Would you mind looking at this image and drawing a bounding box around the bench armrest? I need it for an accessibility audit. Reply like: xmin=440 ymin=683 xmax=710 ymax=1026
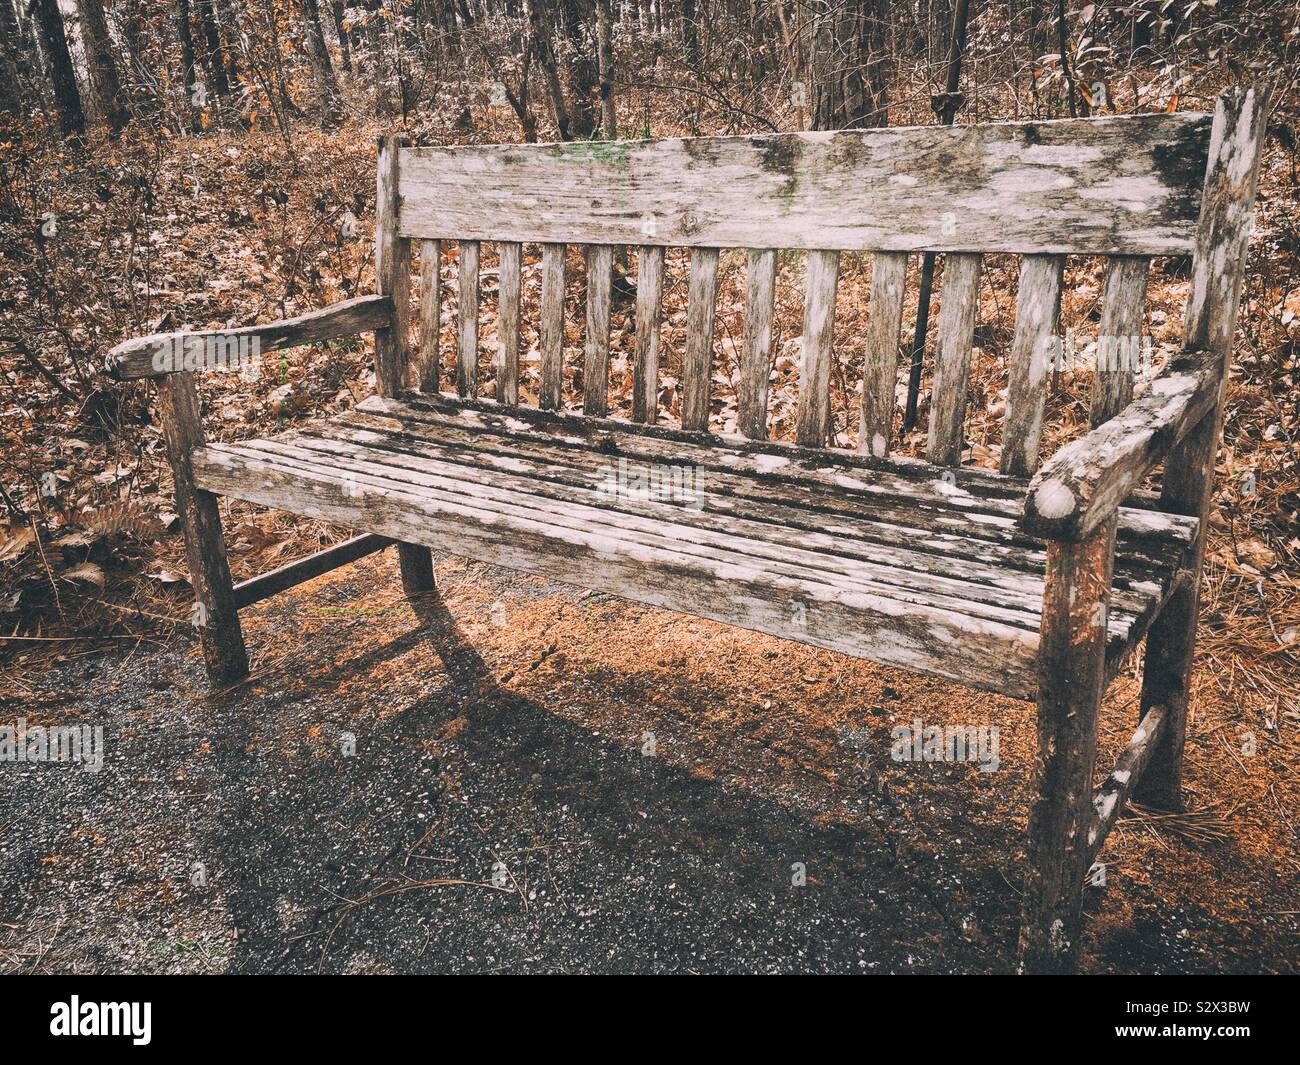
xmin=105 ymin=295 xmax=393 ymax=380
xmin=1019 ymin=351 xmax=1221 ymax=541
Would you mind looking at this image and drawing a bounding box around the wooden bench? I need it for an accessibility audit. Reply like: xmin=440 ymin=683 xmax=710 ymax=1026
xmin=107 ymin=87 xmax=1268 ymax=973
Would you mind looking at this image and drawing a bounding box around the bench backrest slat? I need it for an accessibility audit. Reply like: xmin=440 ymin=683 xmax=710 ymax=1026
xmin=1001 ymin=254 xmax=1064 ymax=477
xmin=539 ymin=243 xmax=567 ymax=410
xmin=927 ymin=253 xmax=983 ymax=466
xmin=683 ymin=247 xmax=721 ymax=432
xmin=496 ymin=241 xmax=523 ymax=405
xmin=456 ymin=240 xmax=480 ymax=397
xmin=859 ymin=251 xmax=909 ymax=458
xmin=1091 ymin=256 xmax=1150 ymax=428
xmin=417 ymin=239 xmax=441 ymax=393
xmin=632 ymin=245 xmax=665 ymax=424
xmin=739 ymin=249 xmax=778 ymax=440
xmin=583 ymin=244 xmax=614 ymax=416
xmin=398 ymin=114 xmax=1212 ymax=257
xmin=795 ymin=250 xmax=841 ymax=447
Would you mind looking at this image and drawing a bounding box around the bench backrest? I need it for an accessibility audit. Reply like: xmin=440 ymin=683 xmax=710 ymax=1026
xmin=379 ymin=96 xmax=1254 ymax=477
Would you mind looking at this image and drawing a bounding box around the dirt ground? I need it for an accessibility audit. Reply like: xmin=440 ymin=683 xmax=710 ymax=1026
xmin=2 ymin=547 xmax=1296 ymax=975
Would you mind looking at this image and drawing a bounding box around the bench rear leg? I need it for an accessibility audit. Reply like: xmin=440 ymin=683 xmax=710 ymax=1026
xmin=1018 ymin=520 xmax=1115 ymax=974
xmin=1133 ymin=413 xmax=1216 ymax=811
xmin=398 ymin=542 xmax=436 ymax=600
xmin=158 ymin=372 xmax=249 ymax=685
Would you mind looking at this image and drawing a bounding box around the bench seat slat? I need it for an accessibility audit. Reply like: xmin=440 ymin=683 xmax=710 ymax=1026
xmin=192 ymin=397 xmax=1199 ymax=698
xmin=328 ymin=404 xmax=1188 ymax=600
xmin=362 ymin=392 xmax=1199 ymax=550
xmin=276 ymin=417 xmax=1171 ymax=624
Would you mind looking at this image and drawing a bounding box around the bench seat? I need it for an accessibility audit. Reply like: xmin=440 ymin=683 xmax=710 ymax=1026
xmin=190 ymin=392 xmax=1198 ymax=700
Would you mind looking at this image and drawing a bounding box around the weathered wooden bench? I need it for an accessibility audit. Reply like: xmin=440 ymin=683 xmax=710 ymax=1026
xmin=108 ymin=86 xmax=1267 ymax=973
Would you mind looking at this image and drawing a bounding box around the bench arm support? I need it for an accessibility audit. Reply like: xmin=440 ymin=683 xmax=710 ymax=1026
xmin=105 ymin=295 xmax=393 ymax=380
xmin=1019 ymin=351 xmax=1221 ymax=541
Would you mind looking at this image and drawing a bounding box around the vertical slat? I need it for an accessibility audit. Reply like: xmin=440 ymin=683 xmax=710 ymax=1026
xmin=926 ymin=252 xmax=982 ymax=466
xmin=795 ymin=250 xmax=840 ymax=447
xmin=1090 ymin=255 xmax=1150 ymax=428
xmin=583 ymin=244 xmax=614 ymax=415
xmin=739 ymin=248 xmax=777 ymax=440
xmin=374 ymin=134 xmax=411 ymax=396
xmin=632 ymin=245 xmax=665 ymax=424
xmin=416 ymin=239 xmax=441 ymax=393
xmin=157 ymin=372 xmax=248 ymax=684
xmin=1001 ymin=254 xmax=1064 ymax=477
xmin=456 ymin=240 xmax=480 ymax=398
xmin=859 ymin=251 xmax=908 ymax=458
xmin=496 ymin=241 xmax=522 ymax=405
xmin=682 ymin=247 xmax=720 ymax=432
xmin=540 ymin=242 xmax=566 ymax=410
xmin=1018 ymin=518 xmax=1116 ymax=974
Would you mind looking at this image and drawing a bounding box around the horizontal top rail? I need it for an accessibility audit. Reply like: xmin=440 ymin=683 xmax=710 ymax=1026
xmin=398 ymin=112 xmax=1212 ymax=255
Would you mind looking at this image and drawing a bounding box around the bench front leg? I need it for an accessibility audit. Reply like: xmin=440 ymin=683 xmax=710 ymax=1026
xmin=158 ymin=371 xmax=249 ymax=685
xmin=1018 ymin=518 xmax=1116 ymax=974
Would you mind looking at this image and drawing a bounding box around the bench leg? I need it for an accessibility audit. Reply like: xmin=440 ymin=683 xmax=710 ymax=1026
xmin=1133 ymin=413 xmax=1215 ymax=812
xmin=1018 ymin=520 xmax=1115 ymax=974
xmin=158 ymin=373 xmax=249 ymax=686
xmin=397 ymin=543 xmax=436 ymax=600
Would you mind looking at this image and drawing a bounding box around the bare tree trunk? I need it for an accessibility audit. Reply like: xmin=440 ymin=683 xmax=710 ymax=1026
xmin=174 ymin=0 xmax=202 ymax=131
xmin=562 ymin=0 xmax=598 ymax=137
xmin=301 ymin=0 xmax=343 ymax=124
xmin=596 ymin=0 xmax=615 ymax=138
xmin=530 ymin=0 xmax=573 ymax=139
xmin=330 ymin=0 xmax=353 ymax=73
xmin=197 ymin=0 xmax=232 ymax=100
xmin=76 ymin=0 xmax=130 ymax=133
xmin=32 ymin=0 xmax=84 ymax=136
xmin=810 ymin=0 xmax=890 ymax=131
xmin=0 ymin=0 xmax=26 ymax=116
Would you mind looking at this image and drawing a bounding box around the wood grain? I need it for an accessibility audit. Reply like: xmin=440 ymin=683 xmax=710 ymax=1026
xmin=583 ymin=244 xmax=614 ymax=415
xmin=398 ymin=114 xmax=1212 ymax=254
xmin=859 ymin=252 xmax=908 ymax=458
xmin=682 ymin=247 xmax=720 ymax=431
xmin=632 ymin=245 xmax=665 ymax=423
xmin=739 ymin=249 xmax=777 ymax=440
xmin=496 ymin=240 xmax=522 ymax=405
xmin=107 ymin=296 xmax=393 ymax=380
xmin=540 ymin=243 xmax=566 ymax=410
xmin=417 ymin=240 xmax=441 ymax=392
xmin=795 ymin=250 xmax=840 ymax=447
xmin=456 ymin=240 xmax=480 ymax=398
xmin=927 ymin=253 xmax=982 ymax=466
xmin=1001 ymin=255 xmax=1064 ymax=476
